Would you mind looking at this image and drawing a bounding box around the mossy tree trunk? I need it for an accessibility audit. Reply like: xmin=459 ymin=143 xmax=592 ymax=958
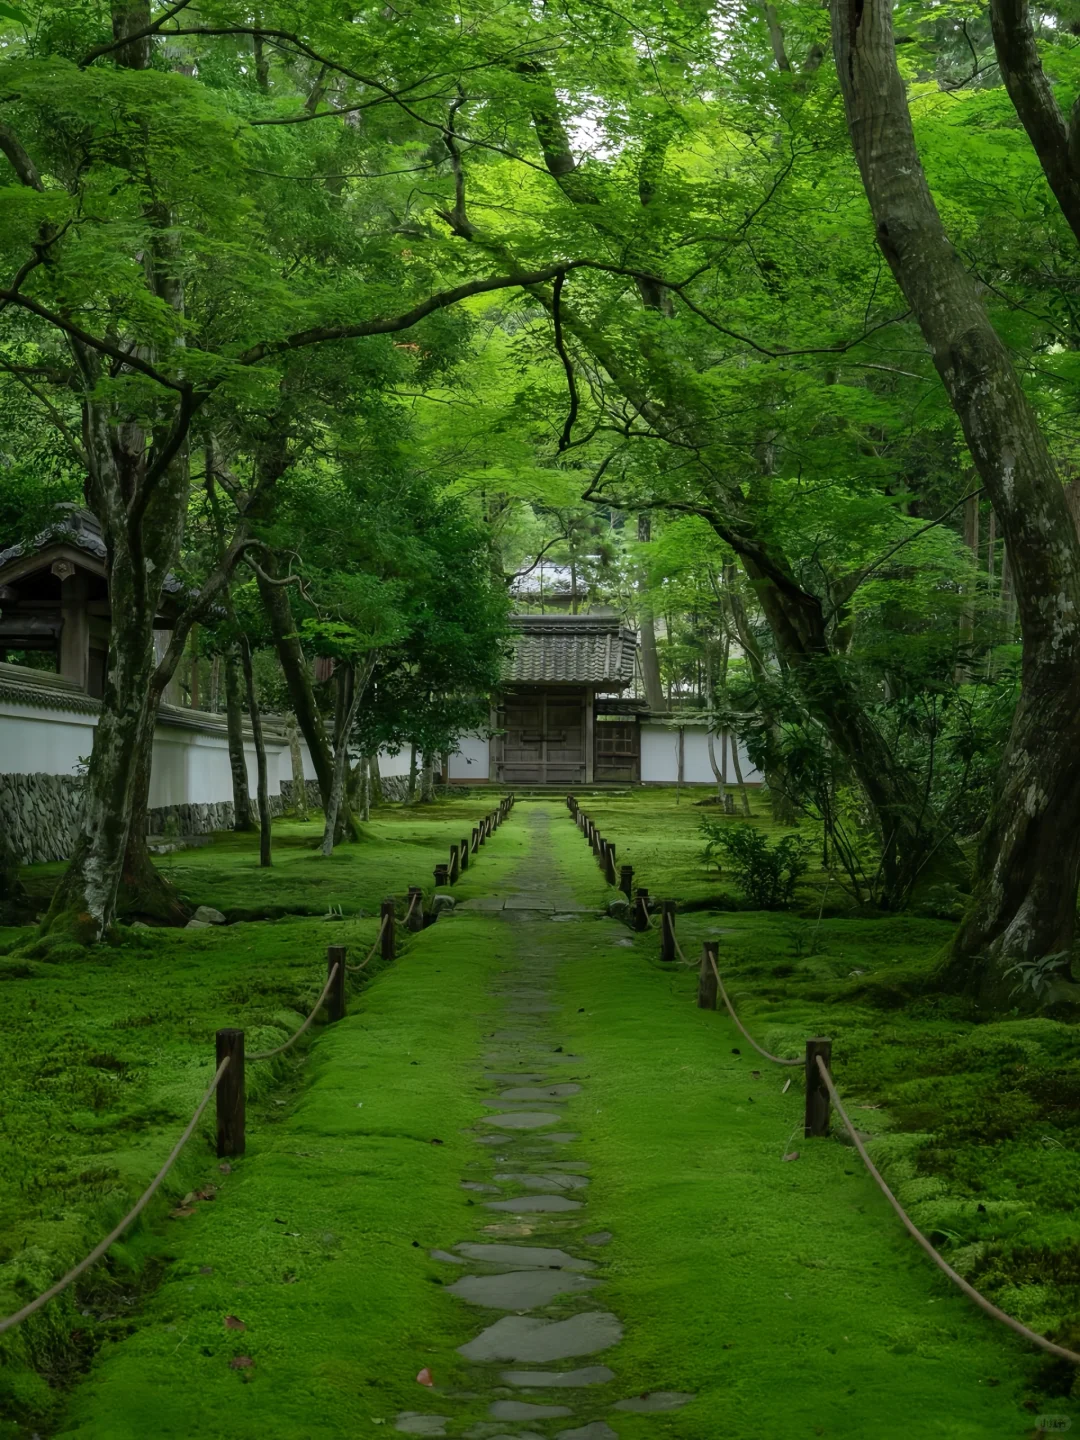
xmin=239 ymin=635 xmax=271 ymax=868
xmin=225 ymin=644 xmax=254 ymax=831
xmin=830 ymin=0 xmax=1080 ymax=997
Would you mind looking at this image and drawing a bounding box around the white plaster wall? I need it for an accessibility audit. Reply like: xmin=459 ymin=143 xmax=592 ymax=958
xmin=448 ymin=732 xmax=489 ymax=781
xmin=0 ymin=703 xmax=97 ymax=776
xmin=639 ymin=723 xmax=762 ymax=786
xmin=377 ymin=745 xmax=412 ymax=778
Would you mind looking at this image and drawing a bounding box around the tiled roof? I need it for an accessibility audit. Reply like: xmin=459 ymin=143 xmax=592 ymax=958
xmin=505 ymin=614 xmax=637 ymax=687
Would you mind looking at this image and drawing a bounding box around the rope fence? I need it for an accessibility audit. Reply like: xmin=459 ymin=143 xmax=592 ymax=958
xmin=0 ymin=795 xmax=516 ymax=1338
xmin=565 ymin=793 xmax=1080 ymax=1366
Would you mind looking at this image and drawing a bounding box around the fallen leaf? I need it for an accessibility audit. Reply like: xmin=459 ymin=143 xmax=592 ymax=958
xmin=731 ymin=1048 xmax=740 ymax=1056
xmin=416 ymin=1367 xmax=434 ymax=1387
xmin=229 ymin=1356 xmax=254 ymax=1370
xmin=218 ymin=1162 xmax=232 ymax=1174
xmin=751 ymin=1070 xmax=761 ymax=1079
xmin=199 ymin=1266 xmax=214 ymax=1275
xmin=782 ymin=1078 xmax=792 ymax=1094
xmin=783 ymin=1151 xmax=800 ymax=1163
xmin=429 ymin=1138 xmax=443 ymax=1145
xmin=194 ymin=1187 xmax=216 ymax=1201
xmin=169 ymin=1207 xmax=196 ymax=1219
xmin=224 ymin=1316 xmax=246 ymax=1331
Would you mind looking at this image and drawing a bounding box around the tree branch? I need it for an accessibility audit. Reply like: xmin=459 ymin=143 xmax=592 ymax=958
xmin=79 ymin=0 xmax=195 ymax=67
xmin=0 ymin=122 xmax=43 ymax=190
xmin=551 ymin=271 xmax=579 ymax=452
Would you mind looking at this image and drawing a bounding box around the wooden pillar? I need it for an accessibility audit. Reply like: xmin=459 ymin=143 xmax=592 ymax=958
xmin=407 ymin=886 xmax=424 ymax=932
xmin=604 ymin=841 xmax=617 ymax=887
xmin=327 ymin=945 xmax=346 ymax=1021
xmin=380 ymin=900 xmax=395 ymax=960
xmin=57 ymin=567 xmax=89 ymax=691
xmin=698 ymin=941 xmax=718 ymax=1010
xmin=215 ymin=1028 xmax=245 ymax=1158
xmin=459 ymin=836 xmax=469 ymax=871
xmin=634 ymin=886 xmax=650 ymax=932
xmin=620 ymin=864 xmax=633 ymax=899
xmin=660 ymin=900 xmax=676 ymax=962
xmin=471 ymin=826 xmax=480 ymax=854
xmin=448 ymin=844 xmax=460 ymax=883
xmin=584 ymin=687 xmax=595 ymax=785
xmin=804 ymin=1038 xmax=833 ymax=1138
xmin=434 ymin=862 xmax=449 ymax=888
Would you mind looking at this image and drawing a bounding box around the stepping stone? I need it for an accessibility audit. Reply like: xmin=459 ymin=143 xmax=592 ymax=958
xmin=454 ymin=1244 xmax=595 ymax=1271
xmin=495 ymin=1173 xmax=588 ymax=1192
xmin=489 ymin=1402 xmax=572 ymax=1421
xmin=458 ymin=1312 xmax=623 ymax=1363
xmin=504 ymin=897 xmax=555 ymax=911
xmin=485 ymin=1074 xmax=549 ymax=1084
xmin=462 ymin=1181 xmax=501 ymax=1192
xmin=394 ymin=1415 xmax=448 ymax=1435
xmin=484 ymin=1098 xmax=566 ymax=1111
xmin=500 ymin=1085 xmax=582 ymax=1100
xmin=557 ymin=1426 xmax=619 ymax=1440
xmin=467 ymin=1433 xmax=545 ymax=1440
xmin=482 ymin=1112 xmax=562 ymax=1129
xmin=457 ymin=898 xmax=505 ymax=911
xmin=485 ymin=1195 xmax=582 ymax=1213
xmin=430 ymin=1249 xmax=467 ymax=1264
xmin=613 ymin=938 xmax=634 ymax=947
xmin=543 ymin=1133 xmax=579 ymax=1143
xmin=613 ymin=1393 xmax=695 ymax=1413
xmin=447 ymin=1270 xmax=599 ymax=1309
xmin=500 ymin=1368 xmax=614 ymax=1388
xmin=584 ymin=1233 xmax=612 ymax=1246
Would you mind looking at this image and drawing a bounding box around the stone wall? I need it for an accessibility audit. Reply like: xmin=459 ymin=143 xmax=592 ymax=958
xmin=0 ymin=772 xmax=84 ymax=864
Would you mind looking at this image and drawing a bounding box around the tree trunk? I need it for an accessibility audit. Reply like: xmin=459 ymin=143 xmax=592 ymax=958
xmin=830 ymin=0 xmax=1080 ymax=996
xmin=729 ymin=731 xmax=752 ymax=817
xmin=369 ymin=749 xmax=383 ymax=806
xmin=636 ymin=516 xmax=666 ymax=711
xmin=408 ymin=742 xmax=418 ymax=803
xmin=419 ymin=750 xmax=436 ymax=803
xmin=321 ymin=660 xmax=371 ymax=855
xmin=239 ymin=635 xmax=271 ymax=868
xmin=956 ymin=490 xmax=980 ymax=682
xmin=706 ymin=730 xmax=728 ymax=803
xmin=287 ymin=714 xmax=309 ymax=820
xmin=254 ymin=562 xmax=360 ymax=839
xmin=116 ymin=693 xmax=190 ymax=925
xmin=225 ymin=645 xmax=255 ymax=831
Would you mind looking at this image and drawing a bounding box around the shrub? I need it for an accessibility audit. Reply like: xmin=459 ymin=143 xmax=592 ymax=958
xmin=701 ymin=821 xmax=809 ymax=909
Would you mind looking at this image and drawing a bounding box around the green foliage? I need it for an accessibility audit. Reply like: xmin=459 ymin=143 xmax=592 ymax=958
xmin=700 ymin=820 xmax=810 ymax=909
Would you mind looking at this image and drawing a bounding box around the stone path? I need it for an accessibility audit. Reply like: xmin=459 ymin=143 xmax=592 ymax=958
xmin=396 ymin=808 xmax=693 ymax=1440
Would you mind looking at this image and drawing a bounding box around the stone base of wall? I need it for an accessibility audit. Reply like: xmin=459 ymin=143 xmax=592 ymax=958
xmin=280 ymin=778 xmax=322 ymax=811
xmin=1 ymin=773 xmax=84 ymax=864
xmin=377 ymin=775 xmax=411 ymax=803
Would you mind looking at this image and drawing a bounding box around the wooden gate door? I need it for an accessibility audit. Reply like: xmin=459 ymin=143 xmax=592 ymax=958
xmin=499 ymin=689 xmax=586 ymax=785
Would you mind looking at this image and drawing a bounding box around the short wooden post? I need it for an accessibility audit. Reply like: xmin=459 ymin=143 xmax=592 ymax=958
xmin=660 ymin=901 xmax=677 ymax=962
xmin=698 ymin=941 xmax=718 ymax=1010
xmin=485 ymin=814 xmax=493 ymax=838
xmin=604 ymin=841 xmax=617 ymax=886
xmin=448 ymin=844 xmax=460 ymax=883
xmin=216 ymin=1028 xmax=245 ymax=1158
xmin=327 ymin=944 xmax=346 ymax=1021
xmin=471 ymin=826 xmax=480 ymax=853
xmin=634 ymin=886 xmax=650 ymax=932
xmin=380 ymin=899 xmax=396 ymax=960
xmin=459 ymin=837 xmax=469 ymax=871
xmin=434 ymin=861 xmax=449 ymax=888
xmin=620 ymin=864 xmax=633 ymax=899
xmin=804 ymin=1038 xmax=833 ymax=1138
xmin=407 ymin=886 xmax=424 ymax=932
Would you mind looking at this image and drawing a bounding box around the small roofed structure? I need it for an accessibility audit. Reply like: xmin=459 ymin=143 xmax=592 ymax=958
xmin=0 ymin=507 xmax=181 ymax=698
xmin=493 ymin=613 xmax=641 ymax=786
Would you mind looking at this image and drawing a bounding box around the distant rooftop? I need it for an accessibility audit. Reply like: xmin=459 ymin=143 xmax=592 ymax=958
xmin=505 ymin=613 xmax=637 ymax=688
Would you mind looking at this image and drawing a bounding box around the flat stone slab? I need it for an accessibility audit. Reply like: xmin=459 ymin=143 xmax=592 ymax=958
xmin=494 ymin=1173 xmax=588 ymax=1192
xmin=482 ymin=1112 xmax=562 ymax=1129
xmin=485 ymin=1195 xmax=582 ymax=1213
xmin=485 ymin=1073 xmax=549 ymax=1084
xmin=557 ymin=1426 xmax=619 ymax=1440
xmin=501 ymin=1368 xmax=614 ymax=1388
xmin=504 ymin=896 xmax=555 ymax=911
xmin=489 ymin=1402 xmax=572 ymax=1421
xmin=456 ymin=898 xmax=506 ymax=911
xmin=458 ymin=1312 xmax=623 ymax=1363
xmin=394 ymin=1415 xmax=448 ymax=1435
xmin=584 ymin=1232 xmax=613 ymax=1246
xmin=483 ymin=1098 xmax=565 ymax=1111
xmin=448 ymin=1270 xmax=599 ymax=1309
xmin=613 ymin=1393 xmax=695 ymax=1413
xmin=462 ymin=1181 xmax=501 ymax=1192
xmin=500 ymin=1085 xmax=582 ymax=1100
xmin=542 ymin=1132 xmax=579 ymax=1143
xmin=430 ymin=1249 xmax=467 ymax=1264
xmin=454 ymin=1244 xmax=594 ymax=1271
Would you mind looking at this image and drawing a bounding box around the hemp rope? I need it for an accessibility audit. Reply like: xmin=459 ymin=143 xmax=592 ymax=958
xmin=708 ymin=952 xmax=801 ymax=1066
xmin=248 ymin=962 xmax=342 ymax=1061
xmin=0 ymin=1056 xmax=230 ymax=1336
xmin=345 ymin=913 xmax=390 ymax=974
xmin=815 ymin=1055 xmax=1080 ymax=1365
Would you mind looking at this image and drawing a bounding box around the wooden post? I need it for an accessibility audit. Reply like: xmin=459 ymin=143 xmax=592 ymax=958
xmin=459 ymin=837 xmax=469 ymax=871
xmin=327 ymin=945 xmax=346 ymax=1021
xmin=634 ymin=886 xmax=650 ymax=932
xmin=471 ymin=826 xmax=480 ymax=854
xmin=804 ymin=1038 xmax=833 ymax=1138
xmin=448 ymin=844 xmax=460 ymax=883
xmin=216 ymin=1028 xmax=245 ymax=1158
xmin=620 ymin=864 xmax=633 ymax=899
xmin=434 ymin=862 xmax=449 ymax=888
xmin=660 ymin=901 xmax=677 ymax=962
xmin=698 ymin=941 xmax=718 ymax=1010
xmin=486 ymin=814 xmax=493 ymax=837
xmin=380 ymin=899 xmax=396 ymax=960
xmin=478 ymin=819 xmax=486 ymax=846
xmin=604 ymin=841 xmax=617 ymax=886
xmin=407 ymin=886 xmax=424 ymax=932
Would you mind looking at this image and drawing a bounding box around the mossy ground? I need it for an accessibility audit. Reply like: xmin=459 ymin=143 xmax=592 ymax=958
xmin=2 ymin=791 xmax=1078 ymax=1436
